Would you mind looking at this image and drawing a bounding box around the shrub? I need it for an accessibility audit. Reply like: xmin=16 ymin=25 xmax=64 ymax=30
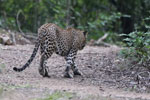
xmin=121 ymin=31 xmax=150 ymax=70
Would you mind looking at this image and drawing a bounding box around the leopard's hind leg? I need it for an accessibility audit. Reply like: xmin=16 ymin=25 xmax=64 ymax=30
xmin=39 ymin=54 xmax=50 ymax=77
xmin=39 ymin=41 xmax=55 ymax=77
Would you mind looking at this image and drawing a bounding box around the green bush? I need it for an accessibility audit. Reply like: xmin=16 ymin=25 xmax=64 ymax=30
xmin=121 ymin=31 xmax=150 ymax=70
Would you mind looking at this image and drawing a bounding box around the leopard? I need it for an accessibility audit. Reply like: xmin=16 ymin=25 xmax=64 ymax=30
xmin=13 ymin=23 xmax=88 ymax=78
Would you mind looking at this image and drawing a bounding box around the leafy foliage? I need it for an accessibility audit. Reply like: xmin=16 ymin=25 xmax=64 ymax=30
xmin=1 ymin=0 xmax=150 ymax=43
xmin=121 ymin=31 xmax=150 ymax=70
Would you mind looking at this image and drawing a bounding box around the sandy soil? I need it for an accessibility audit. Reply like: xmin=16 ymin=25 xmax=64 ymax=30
xmin=0 ymin=44 xmax=150 ymax=100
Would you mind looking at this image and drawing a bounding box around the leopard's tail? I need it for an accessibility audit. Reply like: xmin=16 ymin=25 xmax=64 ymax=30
xmin=13 ymin=39 xmax=40 ymax=72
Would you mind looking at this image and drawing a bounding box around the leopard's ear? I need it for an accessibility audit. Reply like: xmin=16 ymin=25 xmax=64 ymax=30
xmin=83 ymin=31 xmax=88 ymax=36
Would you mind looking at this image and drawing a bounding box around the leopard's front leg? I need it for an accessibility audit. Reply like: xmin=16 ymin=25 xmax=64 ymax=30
xmin=72 ymin=62 xmax=82 ymax=76
xmin=64 ymin=49 xmax=82 ymax=78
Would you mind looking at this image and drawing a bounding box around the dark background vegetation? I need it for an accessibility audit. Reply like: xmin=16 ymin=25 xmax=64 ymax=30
xmin=1 ymin=0 xmax=150 ymax=43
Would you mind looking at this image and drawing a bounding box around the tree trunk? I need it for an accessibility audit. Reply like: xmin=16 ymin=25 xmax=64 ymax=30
xmin=66 ymin=0 xmax=71 ymax=27
xmin=109 ymin=0 xmax=134 ymax=34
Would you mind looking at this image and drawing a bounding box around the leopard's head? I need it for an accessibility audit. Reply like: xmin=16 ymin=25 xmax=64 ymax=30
xmin=79 ymin=30 xmax=88 ymax=50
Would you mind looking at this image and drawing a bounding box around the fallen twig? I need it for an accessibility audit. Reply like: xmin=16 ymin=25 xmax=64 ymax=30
xmin=93 ymin=33 xmax=110 ymax=47
xmin=95 ymin=33 xmax=108 ymax=44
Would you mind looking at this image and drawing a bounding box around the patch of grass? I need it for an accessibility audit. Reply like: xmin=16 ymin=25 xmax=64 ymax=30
xmin=35 ymin=91 xmax=115 ymax=100
xmin=0 ymin=84 xmax=32 ymax=91
xmin=0 ymin=63 xmax=6 ymax=73
xmin=35 ymin=91 xmax=74 ymax=100
xmin=0 ymin=86 xmax=3 ymax=95
xmin=82 ymin=95 xmax=113 ymax=100
xmin=8 ymin=84 xmax=32 ymax=89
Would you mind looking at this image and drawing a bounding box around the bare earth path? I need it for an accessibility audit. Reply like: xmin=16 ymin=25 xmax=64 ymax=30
xmin=0 ymin=44 xmax=150 ymax=100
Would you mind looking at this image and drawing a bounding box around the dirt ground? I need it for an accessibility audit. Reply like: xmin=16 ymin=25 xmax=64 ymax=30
xmin=0 ymin=44 xmax=150 ymax=100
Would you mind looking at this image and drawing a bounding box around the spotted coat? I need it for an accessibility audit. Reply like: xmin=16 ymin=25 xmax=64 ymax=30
xmin=13 ymin=23 xmax=87 ymax=78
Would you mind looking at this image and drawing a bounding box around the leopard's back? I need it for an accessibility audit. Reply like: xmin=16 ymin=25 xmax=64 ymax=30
xmin=38 ymin=23 xmax=79 ymax=56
